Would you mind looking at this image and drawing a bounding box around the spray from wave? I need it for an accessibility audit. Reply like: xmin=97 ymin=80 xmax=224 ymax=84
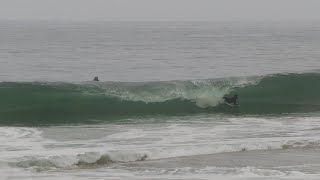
xmin=0 ymin=73 xmax=319 ymax=126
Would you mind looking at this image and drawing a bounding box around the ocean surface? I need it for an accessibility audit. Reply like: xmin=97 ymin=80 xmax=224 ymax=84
xmin=1 ymin=21 xmax=320 ymax=180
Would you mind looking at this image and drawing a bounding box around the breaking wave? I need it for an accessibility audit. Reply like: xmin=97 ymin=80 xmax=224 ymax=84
xmin=0 ymin=73 xmax=320 ymax=125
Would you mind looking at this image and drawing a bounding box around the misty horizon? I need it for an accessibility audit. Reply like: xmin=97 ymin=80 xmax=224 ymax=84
xmin=1 ymin=0 xmax=320 ymax=21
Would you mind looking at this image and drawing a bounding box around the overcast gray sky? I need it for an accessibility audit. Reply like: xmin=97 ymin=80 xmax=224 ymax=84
xmin=0 ymin=0 xmax=320 ymax=21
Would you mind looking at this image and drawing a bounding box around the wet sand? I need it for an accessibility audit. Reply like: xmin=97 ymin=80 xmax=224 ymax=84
xmin=123 ymin=148 xmax=320 ymax=173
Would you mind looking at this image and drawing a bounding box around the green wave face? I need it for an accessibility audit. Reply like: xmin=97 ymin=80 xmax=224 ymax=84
xmin=0 ymin=73 xmax=319 ymax=126
xmin=235 ymin=73 xmax=320 ymax=114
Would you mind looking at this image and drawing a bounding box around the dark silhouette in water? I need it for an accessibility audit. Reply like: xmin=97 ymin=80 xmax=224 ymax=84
xmin=93 ymin=76 xmax=99 ymax=81
xmin=223 ymin=94 xmax=238 ymax=106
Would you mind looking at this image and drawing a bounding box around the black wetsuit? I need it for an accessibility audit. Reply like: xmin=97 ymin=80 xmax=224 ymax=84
xmin=223 ymin=95 xmax=238 ymax=105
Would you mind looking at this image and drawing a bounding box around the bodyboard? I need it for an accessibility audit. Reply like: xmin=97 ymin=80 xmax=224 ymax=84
xmin=224 ymin=102 xmax=240 ymax=107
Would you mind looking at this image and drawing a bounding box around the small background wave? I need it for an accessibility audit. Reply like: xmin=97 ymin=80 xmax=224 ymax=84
xmin=0 ymin=73 xmax=319 ymax=126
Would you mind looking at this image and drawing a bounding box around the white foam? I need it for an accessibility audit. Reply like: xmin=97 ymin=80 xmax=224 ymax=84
xmin=86 ymin=78 xmax=259 ymax=108
xmin=3 ymin=115 xmax=320 ymax=177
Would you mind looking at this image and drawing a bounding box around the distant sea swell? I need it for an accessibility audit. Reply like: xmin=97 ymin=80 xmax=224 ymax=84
xmin=0 ymin=73 xmax=319 ymax=126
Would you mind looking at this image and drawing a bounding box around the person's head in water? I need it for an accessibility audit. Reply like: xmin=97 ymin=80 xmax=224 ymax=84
xmin=93 ymin=76 xmax=99 ymax=81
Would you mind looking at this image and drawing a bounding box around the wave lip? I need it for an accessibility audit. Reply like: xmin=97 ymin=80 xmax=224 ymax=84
xmin=0 ymin=73 xmax=320 ymax=126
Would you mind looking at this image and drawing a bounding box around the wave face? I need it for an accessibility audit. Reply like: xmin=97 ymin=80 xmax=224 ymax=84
xmin=0 ymin=73 xmax=319 ymax=126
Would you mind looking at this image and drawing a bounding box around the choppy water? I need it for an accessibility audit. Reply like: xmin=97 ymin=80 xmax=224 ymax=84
xmin=1 ymin=21 xmax=319 ymax=82
xmin=1 ymin=21 xmax=320 ymax=180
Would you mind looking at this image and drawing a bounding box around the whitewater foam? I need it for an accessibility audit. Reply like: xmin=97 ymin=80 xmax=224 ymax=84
xmin=5 ymin=116 xmax=320 ymax=171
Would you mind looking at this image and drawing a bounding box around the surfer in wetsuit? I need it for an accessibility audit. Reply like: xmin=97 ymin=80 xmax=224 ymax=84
xmin=93 ymin=76 xmax=99 ymax=81
xmin=223 ymin=94 xmax=238 ymax=106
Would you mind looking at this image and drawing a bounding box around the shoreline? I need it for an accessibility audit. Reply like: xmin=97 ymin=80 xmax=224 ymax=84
xmin=122 ymin=147 xmax=320 ymax=173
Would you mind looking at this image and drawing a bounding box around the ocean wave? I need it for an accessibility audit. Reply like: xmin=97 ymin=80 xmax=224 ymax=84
xmin=282 ymin=140 xmax=320 ymax=149
xmin=0 ymin=73 xmax=320 ymax=125
xmin=7 ymin=138 xmax=320 ymax=171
